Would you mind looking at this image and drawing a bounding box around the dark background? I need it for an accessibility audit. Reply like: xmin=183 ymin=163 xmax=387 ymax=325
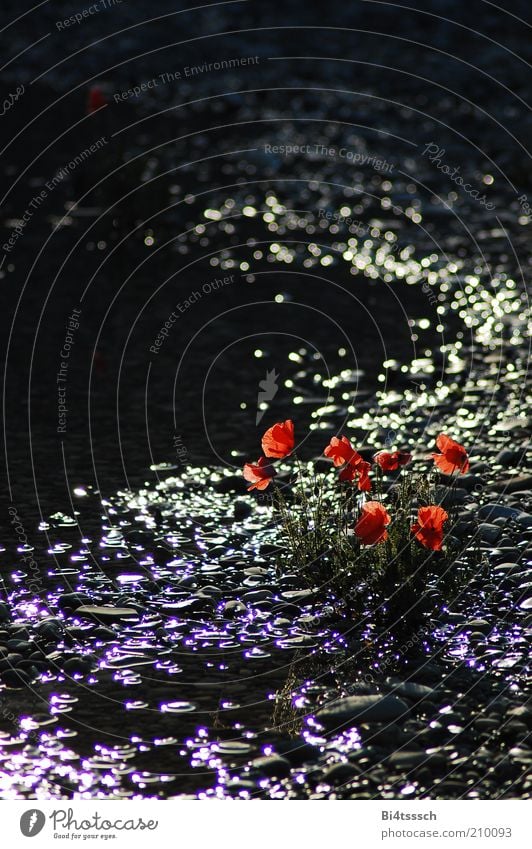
xmin=1 ymin=0 xmax=531 ymax=523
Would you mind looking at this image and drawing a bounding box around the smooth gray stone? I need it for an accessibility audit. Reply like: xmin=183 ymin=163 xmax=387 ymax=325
xmin=464 ymin=619 xmax=492 ymax=633
xmin=75 ymin=605 xmax=139 ymax=622
xmin=317 ymin=694 xmax=409 ymax=728
xmin=250 ymin=755 xmax=291 ymax=777
xmin=389 ymin=751 xmax=445 ymax=769
xmin=478 ymin=523 xmax=502 ymax=544
xmin=516 ymin=513 xmax=532 ymax=529
xmin=233 ymin=499 xmax=253 ymax=519
xmin=478 ymin=503 xmax=522 ymax=520
xmin=385 ymin=680 xmax=436 ymax=701
xmin=321 ymin=762 xmax=360 ymax=783
xmin=495 ymin=448 xmax=520 ymax=467
xmin=493 ymin=475 xmax=532 ymax=493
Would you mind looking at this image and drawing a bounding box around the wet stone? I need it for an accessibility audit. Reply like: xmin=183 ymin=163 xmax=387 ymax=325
xmin=75 ymin=605 xmax=140 ymax=622
xmin=223 ymin=600 xmax=247 ymax=616
xmin=478 ymin=503 xmax=522 ymax=521
xmin=388 ymin=751 xmax=446 ymax=770
xmin=478 ymin=523 xmax=502 ymax=544
xmin=385 ymin=680 xmax=438 ymax=701
xmin=0 ymin=668 xmax=32 ymax=688
xmin=6 ymin=640 xmax=32 ymax=653
xmin=57 ymin=592 xmax=93 ymax=611
xmin=317 ymin=695 xmax=410 ymax=728
xmin=321 ymin=762 xmax=360 ymax=784
xmin=250 ymin=754 xmax=292 ymax=778
xmin=276 ymin=740 xmax=322 ymax=766
xmin=234 ymin=500 xmax=253 ymax=520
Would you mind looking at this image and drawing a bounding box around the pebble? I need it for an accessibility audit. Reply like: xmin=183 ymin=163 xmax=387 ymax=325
xmin=493 ymin=475 xmax=532 ymax=494
xmin=0 ymin=668 xmax=32 ymax=688
xmin=317 ymin=695 xmax=409 ymax=728
xmin=389 ymin=751 xmax=446 ymax=769
xmin=233 ymin=500 xmax=253 ymax=520
xmin=478 ymin=503 xmax=522 ymax=521
xmin=462 ymin=619 xmax=491 ymax=633
xmin=75 ymin=606 xmax=140 ymax=622
xmin=250 ymin=755 xmax=292 ymax=777
xmin=58 ymin=592 xmax=93 ymax=611
xmin=495 ymin=448 xmax=520 ymax=467
xmin=63 ymin=656 xmax=93 ymax=675
xmin=478 ymin=523 xmax=502 ymax=544
xmin=385 ymin=681 xmax=436 ymax=701
xmin=321 ymin=762 xmax=360 ymax=783
xmin=223 ymin=600 xmax=247 ymax=616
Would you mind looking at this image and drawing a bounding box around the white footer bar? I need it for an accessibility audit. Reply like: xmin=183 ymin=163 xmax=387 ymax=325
xmin=3 ymin=799 xmax=529 ymax=848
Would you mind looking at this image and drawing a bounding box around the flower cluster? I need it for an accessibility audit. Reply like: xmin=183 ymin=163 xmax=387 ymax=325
xmin=243 ymin=420 xmax=469 ymax=552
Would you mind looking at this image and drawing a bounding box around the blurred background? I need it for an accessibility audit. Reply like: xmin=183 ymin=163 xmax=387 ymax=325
xmin=1 ymin=0 xmax=530 ymax=518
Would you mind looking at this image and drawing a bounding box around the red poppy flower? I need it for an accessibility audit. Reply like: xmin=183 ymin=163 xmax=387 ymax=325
xmin=339 ymin=459 xmax=372 ymax=491
xmin=261 ymin=419 xmax=294 ymax=459
xmin=243 ymin=457 xmax=276 ymax=491
xmin=411 ymin=505 xmax=448 ymax=550
xmin=374 ymin=450 xmax=412 ymax=472
xmin=354 ymin=501 xmax=391 ymax=545
xmin=431 ymin=433 xmax=469 ymax=475
xmin=324 ymin=435 xmax=360 ymax=467
xmin=325 ymin=435 xmax=371 ymax=490
xmin=87 ymin=86 xmax=107 ymax=114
